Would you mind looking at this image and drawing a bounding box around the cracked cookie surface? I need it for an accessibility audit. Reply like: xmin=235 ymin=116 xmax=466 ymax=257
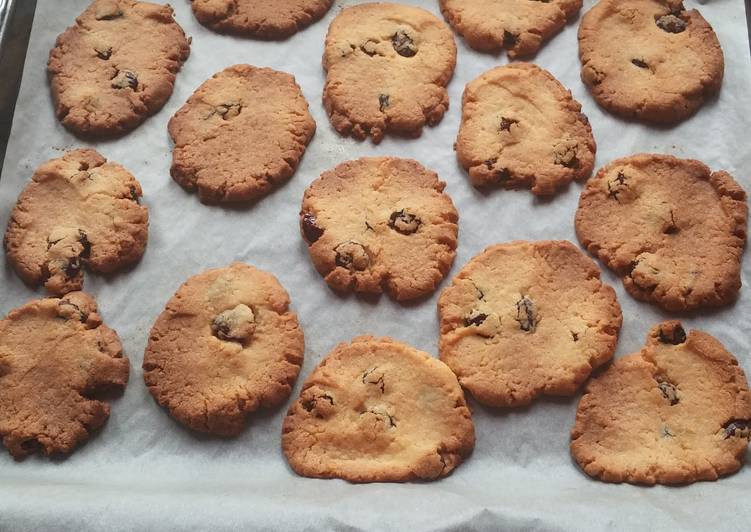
xmin=4 ymin=149 xmax=148 ymax=295
xmin=282 ymin=336 xmax=475 ymax=482
xmin=456 ymin=63 xmax=595 ymax=195
xmin=440 ymin=0 xmax=581 ymax=58
xmin=48 ymin=0 xmax=190 ymax=136
xmin=575 ymin=154 xmax=747 ymax=312
xmin=579 ymin=0 xmax=723 ymax=123
xmin=438 ymin=240 xmax=622 ymax=407
xmin=571 ymin=321 xmax=751 ymax=485
xmin=168 ymin=64 xmax=316 ymax=203
xmin=0 ymin=292 xmax=129 ymax=459
xmin=142 ymin=263 xmax=304 ymax=436
xmin=300 ymin=157 xmax=459 ymax=301
xmin=322 ymin=3 xmax=456 ymax=143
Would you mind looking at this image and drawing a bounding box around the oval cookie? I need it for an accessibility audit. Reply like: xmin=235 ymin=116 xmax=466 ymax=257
xmin=48 ymin=0 xmax=190 ymax=136
xmin=168 ymin=64 xmax=316 ymax=203
xmin=438 ymin=241 xmax=622 ymax=407
xmin=575 ymin=154 xmax=748 ymax=312
xmin=142 ymin=263 xmax=304 ymax=436
xmin=282 ymin=336 xmax=475 ymax=482
xmin=0 ymin=292 xmax=129 ymax=459
xmin=456 ymin=63 xmax=595 ymax=195
xmin=571 ymin=321 xmax=751 ymax=485
xmin=300 ymin=157 xmax=459 ymax=301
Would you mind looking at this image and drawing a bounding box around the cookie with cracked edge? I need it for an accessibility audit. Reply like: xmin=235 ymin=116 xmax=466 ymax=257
xmin=4 ymin=149 xmax=149 ymax=296
xmin=575 ymin=154 xmax=747 ymax=312
xmin=300 ymin=157 xmax=459 ymax=301
xmin=438 ymin=240 xmax=622 ymax=407
xmin=48 ymin=0 xmax=190 ymax=137
xmin=571 ymin=321 xmax=751 ymax=485
xmin=191 ymin=0 xmax=334 ymax=39
xmin=440 ymin=0 xmax=582 ymax=58
xmin=579 ymin=0 xmax=723 ymax=124
xmin=282 ymin=336 xmax=475 ymax=482
xmin=0 ymin=292 xmax=129 ymax=459
xmin=456 ymin=63 xmax=595 ymax=195
xmin=142 ymin=263 xmax=304 ymax=436
xmin=322 ymin=2 xmax=457 ymax=143
xmin=168 ymin=64 xmax=316 ymax=203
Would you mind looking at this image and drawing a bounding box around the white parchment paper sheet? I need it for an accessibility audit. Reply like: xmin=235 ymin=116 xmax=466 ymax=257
xmin=1 ymin=0 xmax=750 ymax=530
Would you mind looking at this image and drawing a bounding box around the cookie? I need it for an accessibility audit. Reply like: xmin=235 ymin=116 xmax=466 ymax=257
xmin=322 ymin=3 xmax=456 ymax=143
xmin=455 ymin=63 xmax=595 ymax=195
xmin=0 ymin=292 xmax=129 ymax=459
xmin=439 ymin=0 xmax=582 ymax=58
xmin=579 ymin=0 xmax=724 ymax=123
xmin=282 ymin=336 xmax=475 ymax=482
xmin=48 ymin=0 xmax=190 ymax=137
xmin=438 ymin=240 xmax=622 ymax=407
xmin=4 ymin=149 xmax=149 ymax=296
xmin=575 ymin=154 xmax=747 ymax=312
xmin=191 ymin=0 xmax=334 ymax=39
xmin=300 ymin=157 xmax=459 ymax=301
xmin=168 ymin=64 xmax=316 ymax=203
xmin=143 ymin=263 xmax=304 ymax=436
xmin=571 ymin=321 xmax=751 ymax=485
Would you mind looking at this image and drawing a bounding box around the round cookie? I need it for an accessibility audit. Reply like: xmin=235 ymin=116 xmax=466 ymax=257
xmin=168 ymin=64 xmax=316 ymax=203
xmin=571 ymin=321 xmax=751 ymax=485
xmin=440 ymin=0 xmax=582 ymax=58
xmin=4 ymin=149 xmax=149 ymax=296
xmin=282 ymin=336 xmax=475 ymax=482
xmin=300 ymin=157 xmax=459 ymax=301
xmin=0 ymin=292 xmax=129 ymax=459
xmin=322 ymin=3 xmax=456 ymax=143
xmin=48 ymin=0 xmax=190 ymax=137
xmin=578 ymin=0 xmax=724 ymax=123
xmin=456 ymin=63 xmax=595 ymax=195
xmin=575 ymin=154 xmax=748 ymax=312
xmin=142 ymin=263 xmax=304 ymax=436
xmin=438 ymin=240 xmax=622 ymax=407
xmin=191 ymin=0 xmax=334 ymax=39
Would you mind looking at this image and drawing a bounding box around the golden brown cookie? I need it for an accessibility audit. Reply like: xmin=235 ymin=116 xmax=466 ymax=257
xmin=168 ymin=64 xmax=316 ymax=203
xmin=3 ymin=149 xmax=149 ymax=296
xmin=322 ymin=3 xmax=456 ymax=143
xmin=440 ymin=0 xmax=582 ymax=58
xmin=579 ymin=0 xmax=724 ymax=123
xmin=575 ymin=154 xmax=748 ymax=312
xmin=282 ymin=336 xmax=475 ymax=482
xmin=48 ymin=0 xmax=190 ymax=137
xmin=456 ymin=63 xmax=595 ymax=195
xmin=300 ymin=157 xmax=459 ymax=301
xmin=571 ymin=321 xmax=751 ymax=485
xmin=438 ymin=241 xmax=622 ymax=407
xmin=143 ymin=263 xmax=304 ymax=436
xmin=0 ymin=292 xmax=129 ymax=459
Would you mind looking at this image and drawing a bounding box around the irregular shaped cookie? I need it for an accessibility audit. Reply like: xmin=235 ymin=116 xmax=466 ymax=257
xmin=579 ymin=0 xmax=723 ymax=123
xmin=571 ymin=321 xmax=751 ymax=485
xmin=300 ymin=158 xmax=459 ymax=301
xmin=282 ymin=336 xmax=475 ymax=482
xmin=456 ymin=63 xmax=595 ymax=195
xmin=0 ymin=292 xmax=129 ymax=459
xmin=143 ymin=263 xmax=304 ymax=436
xmin=440 ymin=0 xmax=582 ymax=58
xmin=323 ymin=3 xmax=456 ymax=143
xmin=169 ymin=64 xmax=316 ymax=203
xmin=438 ymin=241 xmax=622 ymax=407
xmin=48 ymin=0 xmax=190 ymax=136
xmin=4 ymin=149 xmax=148 ymax=295
xmin=191 ymin=0 xmax=334 ymax=39
xmin=576 ymin=154 xmax=747 ymax=312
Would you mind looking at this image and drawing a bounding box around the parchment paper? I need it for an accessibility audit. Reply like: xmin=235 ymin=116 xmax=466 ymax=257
xmin=1 ymin=0 xmax=750 ymax=530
